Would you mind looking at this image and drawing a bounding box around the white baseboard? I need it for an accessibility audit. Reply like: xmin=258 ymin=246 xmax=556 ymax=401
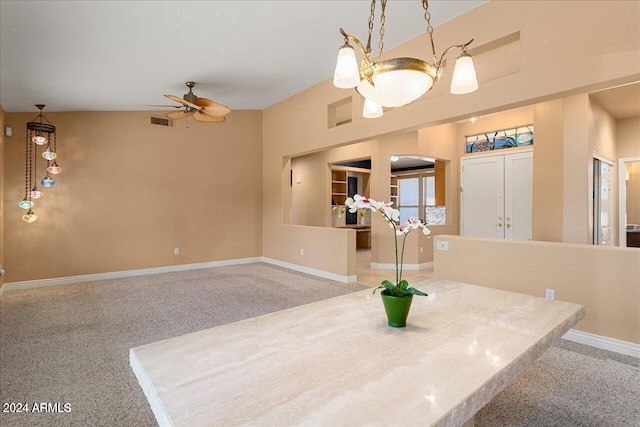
xmin=370 ymin=262 xmax=434 ymax=271
xmin=0 ymin=257 xmax=263 ymax=295
xmin=261 ymin=257 xmax=357 ymax=284
xmin=562 ymin=329 xmax=640 ymax=358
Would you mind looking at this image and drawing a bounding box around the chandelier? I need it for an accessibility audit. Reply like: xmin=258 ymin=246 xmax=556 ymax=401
xmin=333 ymin=0 xmax=479 ymax=119
xmin=20 ymin=105 xmax=61 ymax=223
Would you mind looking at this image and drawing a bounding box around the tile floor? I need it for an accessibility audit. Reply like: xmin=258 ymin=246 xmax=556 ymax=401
xmin=355 ymin=249 xmax=434 ymax=288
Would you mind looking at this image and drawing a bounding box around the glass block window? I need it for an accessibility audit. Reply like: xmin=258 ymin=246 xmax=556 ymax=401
xmin=465 ymin=125 xmax=533 ymax=153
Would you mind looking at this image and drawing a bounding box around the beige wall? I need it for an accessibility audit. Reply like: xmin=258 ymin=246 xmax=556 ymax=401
xmin=3 ymin=110 xmax=263 ymax=283
xmin=434 ymin=235 xmax=640 ymax=344
xmin=263 ymin=1 xmax=640 ymax=277
xmin=532 ymin=99 xmax=564 ymax=242
xmin=617 ymin=117 xmax=640 ymax=159
xmin=0 ymin=105 xmax=5 ymax=288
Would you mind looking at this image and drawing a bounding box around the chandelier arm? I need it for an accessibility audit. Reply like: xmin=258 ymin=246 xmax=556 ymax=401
xmin=339 ymin=28 xmax=373 ymax=67
xmin=437 ymin=39 xmax=474 ymax=66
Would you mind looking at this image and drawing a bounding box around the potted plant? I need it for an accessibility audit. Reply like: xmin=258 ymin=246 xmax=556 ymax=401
xmin=345 ymin=194 xmax=431 ymax=327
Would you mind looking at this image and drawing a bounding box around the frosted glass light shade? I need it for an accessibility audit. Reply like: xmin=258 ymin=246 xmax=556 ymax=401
xmin=47 ymin=162 xmax=62 ymax=174
xmin=42 ymin=148 xmax=57 ymax=160
xmin=19 ymin=198 xmax=34 ymax=209
xmin=31 ymin=185 xmax=43 ymax=199
xmin=32 ymin=134 xmax=48 ymax=145
xmin=41 ymin=176 xmax=55 ymax=187
xmin=22 ymin=210 xmax=38 ymax=223
xmin=333 ymin=45 xmax=360 ymax=89
xmin=357 ymin=69 xmax=433 ymax=107
xmin=363 ymin=98 xmax=383 ymax=119
xmin=450 ymin=53 xmax=478 ymax=95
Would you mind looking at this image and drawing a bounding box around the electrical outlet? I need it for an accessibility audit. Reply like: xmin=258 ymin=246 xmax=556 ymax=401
xmin=300 ymin=249 xmax=304 ymax=255
xmin=420 ymin=246 xmax=424 ymax=253
xmin=174 ymin=248 xmax=179 ymax=255
xmin=546 ymin=289 xmax=555 ymax=300
xmin=436 ymin=241 xmax=449 ymax=251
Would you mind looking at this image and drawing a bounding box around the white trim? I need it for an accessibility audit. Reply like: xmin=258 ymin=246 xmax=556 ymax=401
xmin=261 ymin=257 xmax=357 ymax=283
xmin=593 ymin=151 xmax=615 ymax=165
xmin=0 ymin=257 xmax=263 ymax=294
xmin=618 ymin=156 xmax=640 ymax=247
xmin=562 ymin=329 xmax=640 ymax=358
xmin=370 ymin=262 xmax=434 ymax=270
xmin=130 ymin=349 xmax=174 ymax=427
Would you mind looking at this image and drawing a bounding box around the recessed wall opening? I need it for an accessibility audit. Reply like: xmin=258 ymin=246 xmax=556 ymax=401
xmin=328 ymin=97 xmax=352 ymax=128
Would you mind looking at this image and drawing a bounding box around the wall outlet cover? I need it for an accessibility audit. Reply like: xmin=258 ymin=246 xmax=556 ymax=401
xmin=436 ymin=241 xmax=450 ymax=251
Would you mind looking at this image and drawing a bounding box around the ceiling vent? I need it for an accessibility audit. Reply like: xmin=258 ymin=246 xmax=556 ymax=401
xmin=150 ymin=116 xmax=173 ymax=127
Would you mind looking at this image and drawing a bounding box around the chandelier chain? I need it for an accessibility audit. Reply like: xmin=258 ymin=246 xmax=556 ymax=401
xmin=24 ymin=133 xmax=29 ymax=198
xmin=30 ymin=139 xmax=36 ymax=200
xmin=366 ymin=0 xmax=376 ymax=56
xmin=422 ymin=0 xmax=437 ymax=63
xmin=379 ymin=0 xmax=387 ymax=59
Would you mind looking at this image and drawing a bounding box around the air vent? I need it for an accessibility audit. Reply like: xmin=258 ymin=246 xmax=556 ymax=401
xmin=150 ymin=116 xmax=173 ymax=127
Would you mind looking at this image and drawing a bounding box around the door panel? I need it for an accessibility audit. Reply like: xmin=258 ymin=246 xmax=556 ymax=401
xmin=594 ymin=159 xmax=615 ymax=245
xmin=504 ymin=152 xmax=533 ymax=240
xmin=461 ymin=156 xmax=504 ymax=238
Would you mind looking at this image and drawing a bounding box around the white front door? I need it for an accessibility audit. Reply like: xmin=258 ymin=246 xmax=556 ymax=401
xmin=504 ymin=152 xmax=533 ymax=240
xmin=461 ymin=150 xmax=533 ymax=240
xmin=461 ymin=155 xmax=504 ymax=238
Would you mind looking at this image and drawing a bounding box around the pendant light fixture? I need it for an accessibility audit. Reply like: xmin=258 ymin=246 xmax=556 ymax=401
xmin=333 ymin=0 xmax=479 ymax=118
xmin=21 ymin=104 xmax=60 ymax=223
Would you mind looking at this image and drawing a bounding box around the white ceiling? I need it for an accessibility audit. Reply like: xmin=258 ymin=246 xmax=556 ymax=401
xmin=0 ymin=0 xmax=486 ymax=113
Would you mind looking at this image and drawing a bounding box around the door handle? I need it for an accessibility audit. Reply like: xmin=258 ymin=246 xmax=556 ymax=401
xmin=506 ymin=223 xmax=511 ymax=228
xmin=496 ymin=223 xmax=503 ymax=227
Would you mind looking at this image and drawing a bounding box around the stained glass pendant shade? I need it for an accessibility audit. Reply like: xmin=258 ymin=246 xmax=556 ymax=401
xmin=41 ymin=174 xmax=55 ymax=187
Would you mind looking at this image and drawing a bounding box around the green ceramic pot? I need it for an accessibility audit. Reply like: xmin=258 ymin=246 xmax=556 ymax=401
xmin=380 ymin=290 xmax=414 ymax=328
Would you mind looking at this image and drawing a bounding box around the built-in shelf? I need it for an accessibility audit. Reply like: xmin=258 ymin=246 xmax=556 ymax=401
xmin=331 ymin=170 xmax=348 ymax=205
xmin=390 ymin=175 xmax=399 ymax=205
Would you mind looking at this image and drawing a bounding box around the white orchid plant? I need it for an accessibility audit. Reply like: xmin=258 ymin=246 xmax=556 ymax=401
xmin=345 ymin=194 xmax=431 ymax=298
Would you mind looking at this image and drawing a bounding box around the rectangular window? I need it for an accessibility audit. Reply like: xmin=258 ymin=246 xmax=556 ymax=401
xmin=397 ymin=173 xmax=445 ymax=225
xmin=398 ymin=177 xmax=419 ymax=224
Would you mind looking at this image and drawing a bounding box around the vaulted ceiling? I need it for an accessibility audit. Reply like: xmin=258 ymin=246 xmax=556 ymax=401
xmin=0 ymin=1 xmax=486 ymax=113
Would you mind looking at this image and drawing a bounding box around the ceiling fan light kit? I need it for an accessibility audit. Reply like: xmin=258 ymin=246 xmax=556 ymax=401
xmin=333 ymin=0 xmax=479 ymax=119
xmin=161 ymin=82 xmax=231 ymax=123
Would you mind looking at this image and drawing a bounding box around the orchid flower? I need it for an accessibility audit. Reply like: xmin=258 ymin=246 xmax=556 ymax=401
xmin=345 ymin=195 xmax=431 ymax=296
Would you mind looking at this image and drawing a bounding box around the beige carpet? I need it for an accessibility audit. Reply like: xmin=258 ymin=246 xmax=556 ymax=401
xmin=1 ymin=262 xmax=638 ymax=426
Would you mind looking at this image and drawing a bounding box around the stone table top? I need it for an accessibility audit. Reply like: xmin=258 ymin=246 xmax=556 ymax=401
xmin=130 ymin=278 xmax=584 ymax=427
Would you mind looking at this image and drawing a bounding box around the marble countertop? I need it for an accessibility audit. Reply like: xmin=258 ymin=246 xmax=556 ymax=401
xmin=130 ymin=278 xmax=584 ymax=427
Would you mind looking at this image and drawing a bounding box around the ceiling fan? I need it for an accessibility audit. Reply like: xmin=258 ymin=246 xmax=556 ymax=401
xmin=149 ymin=82 xmax=231 ymax=123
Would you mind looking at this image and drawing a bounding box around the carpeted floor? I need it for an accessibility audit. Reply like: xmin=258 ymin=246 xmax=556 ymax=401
xmin=1 ymin=263 xmax=638 ymax=427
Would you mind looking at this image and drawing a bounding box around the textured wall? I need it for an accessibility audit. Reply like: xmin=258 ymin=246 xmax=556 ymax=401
xmin=3 ymin=110 xmax=262 ymax=283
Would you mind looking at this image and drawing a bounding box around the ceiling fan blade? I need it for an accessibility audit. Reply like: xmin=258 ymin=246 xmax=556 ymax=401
xmin=164 ymin=94 xmax=201 ymax=110
xmin=192 ymin=111 xmax=226 ymax=123
xmin=195 ymin=97 xmax=232 ymax=117
xmin=143 ymin=104 xmax=183 ymax=108
xmin=166 ymin=110 xmax=195 ymax=120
